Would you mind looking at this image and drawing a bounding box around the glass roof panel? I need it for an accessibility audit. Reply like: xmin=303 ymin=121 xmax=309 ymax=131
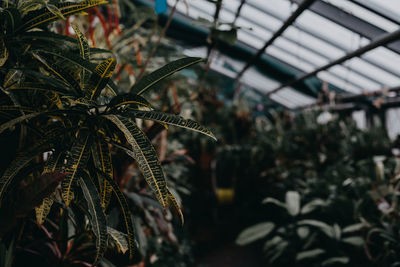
xmin=368 ymin=0 xmax=400 ymax=17
xmin=344 ymin=58 xmax=400 ymax=88
xmin=318 ymin=71 xmax=362 ymax=93
xmin=296 ymin=10 xmax=370 ymax=52
xmin=170 ymin=0 xmax=400 ymax=103
xmin=323 ymin=0 xmax=399 ymax=32
xmin=362 ymin=47 xmax=400 ymax=77
xmin=328 ymin=65 xmax=380 ymax=91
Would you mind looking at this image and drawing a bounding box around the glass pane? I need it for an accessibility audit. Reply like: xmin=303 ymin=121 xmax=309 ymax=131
xmin=296 ymin=10 xmax=370 ymax=52
xmin=318 ymin=71 xmax=362 ymax=93
xmin=345 ymin=58 xmax=400 ymax=87
xmin=362 ymin=47 xmax=400 ymax=77
xmin=323 ymin=0 xmax=399 ymax=32
xmin=329 ymin=65 xmax=381 ymax=91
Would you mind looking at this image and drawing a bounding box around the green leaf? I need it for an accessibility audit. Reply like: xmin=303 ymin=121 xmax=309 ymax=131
xmin=0 ymin=112 xmax=41 ymax=135
xmin=61 ymin=131 xmax=91 ymax=206
xmin=79 ymin=175 xmax=107 ymax=266
xmin=92 ymin=140 xmax=113 ymax=210
xmin=87 ymin=58 xmax=116 ymax=100
xmin=0 ymin=38 xmax=8 ymax=67
xmin=104 ymin=115 xmax=168 ymax=208
xmin=32 ymin=52 xmax=82 ymax=96
xmin=131 ymin=57 xmax=204 ymax=95
xmin=71 ymin=24 xmax=90 ymax=90
xmin=296 ymin=249 xmax=325 ymax=261
xmin=322 ymin=257 xmax=349 ymax=266
xmin=34 ymin=49 xmax=118 ymax=95
xmin=262 ymin=197 xmax=287 ymax=209
xmin=107 ymin=227 xmax=129 ymax=254
xmin=285 ymin=191 xmax=300 ymax=216
xmin=167 ymin=188 xmax=184 ymax=225
xmin=35 ymin=151 xmax=65 ymax=225
xmin=35 ymin=191 xmax=56 ymax=225
xmin=342 ymin=236 xmax=364 ymax=246
xmin=298 ymin=220 xmax=334 ymax=238
xmin=342 ymin=223 xmax=364 ymax=233
xmin=107 ymin=93 xmax=152 ymax=111
xmin=301 ymin=199 xmax=327 ymax=214
xmin=98 ymin=170 xmax=136 ymax=260
xmin=127 ymin=110 xmax=217 ymax=141
xmin=236 ymin=222 xmax=275 ymax=246
xmin=0 ymin=149 xmax=45 ymax=206
xmin=18 ymin=0 xmax=108 ymax=32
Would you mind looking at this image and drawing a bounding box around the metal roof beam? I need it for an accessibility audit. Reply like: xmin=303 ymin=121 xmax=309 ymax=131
xmin=217 ymin=2 xmax=382 ymax=88
xmin=267 ymin=29 xmax=400 ymax=96
xmin=235 ymin=0 xmax=317 ymax=81
xmin=243 ymin=0 xmax=400 ymax=77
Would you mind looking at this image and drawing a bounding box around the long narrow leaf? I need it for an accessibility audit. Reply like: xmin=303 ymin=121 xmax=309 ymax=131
xmin=61 ymin=131 xmax=91 ymax=206
xmin=79 ymin=175 xmax=107 ymax=266
xmin=92 ymin=140 xmax=113 ymax=210
xmin=0 ymin=150 xmax=44 ymax=206
xmin=72 ymin=24 xmax=90 ymax=90
xmin=18 ymin=0 xmax=108 ymax=32
xmin=87 ymin=58 xmax=116 ymax=100
xmin=128 ymin=110 xmax=217 ymax=140
xmin=104 ymin=115 xmax=168 ymax=207
xmin=98 ymin=170 xmax=136 ymax=260
xmin=131 ymin=57 xmax=204 ymax=95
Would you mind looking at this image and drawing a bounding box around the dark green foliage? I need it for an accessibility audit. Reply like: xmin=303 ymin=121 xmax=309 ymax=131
xmin=0 ymin=1 xmax=215 ymax=265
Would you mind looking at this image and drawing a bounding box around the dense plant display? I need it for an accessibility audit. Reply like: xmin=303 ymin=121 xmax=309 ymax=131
xmin=235 ymin=111 xmax=400 ymax=266
xmin=0 ymin=0 xmax=216 ymax=266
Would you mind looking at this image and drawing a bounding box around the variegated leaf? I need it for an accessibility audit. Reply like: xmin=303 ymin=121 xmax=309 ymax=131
xmin=104 ymin=115 xmax=168 ymax=208
xmin=107 ymin=227 xmax=129 ymax=254
xmin=71 ymin=24 xmax=90 ymax=90
xmin=61 ymin=131 xmax=91 ymax=206
xmin=92 ymin=140 xmax=113 ymax=210
xmin=0 ymin=38 xmax=8 ymax=67
xmin=18 ymin=0 xmax=108 ymax=32
xmin=131 ymin=57 xmax=204 ymax=95
xmin=99 ymin=171 xmax=136 ymax=260
xmin=167 ymin=188 xmax=184 ymax=226
xmin=87 ymin=58 xmax=116 ymax=100
xmin=79 ymin=175 xmax=107 ymax=266
xmin=128 ymin=110 xmax=217 ymax=141
xmin=35 ymin=191 xmax=56 ymax=225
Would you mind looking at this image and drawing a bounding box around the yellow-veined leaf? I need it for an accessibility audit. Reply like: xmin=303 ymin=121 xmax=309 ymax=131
xmin=32 ymin=52 xmax=82 ymax=96
xmin=18 ymin=0 xmax=108 ymax=32
xmin=87 ymin=58 xmax=116 ymax=100
xmin=104 ymin=115 xmax=168 ymax=208
xmin=92 ymin=140 xmax=113 ymax=210
xmin=128 ymin=110 xmax=217 ymax=141
xmin=107 ymin=227 xmax=129 ymax=254
xmin=35 ymin=151 xmax=65 ymax=225
xmin=106 ymin=93 xmax=152 ymax=111
xmin=3 ymin=70 xmax=23 ymax=88
xmin=167 ymin=188 xmax=184 ymax=226
xmin=72 ymin=24 xmax=90 ymax=90
xmin=61 ymin=131 xmax=91 ymax=206
xmin=0 ymin=150 xmax=44 ymax=206
xmin=131 ymin=57 xmax=204 ymax=95
xmin=0 ymin=38 xmax=8 ymax=67
xmin=35 ymin=191 xmax=56 ymax=225
xmin=0 ymin=112 xmax=41 ymax=135
xmin=98 ymin=170 xmax=136 ymax=260
xmin=79 ymin=175 xmax=107 ymax=266
xmin=46 ymin=4 xmax=66 ymax=20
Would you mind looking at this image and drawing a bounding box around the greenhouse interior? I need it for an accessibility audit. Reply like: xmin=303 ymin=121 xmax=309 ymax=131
xmin=1 ymin=0 xmax=400 ymax=266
